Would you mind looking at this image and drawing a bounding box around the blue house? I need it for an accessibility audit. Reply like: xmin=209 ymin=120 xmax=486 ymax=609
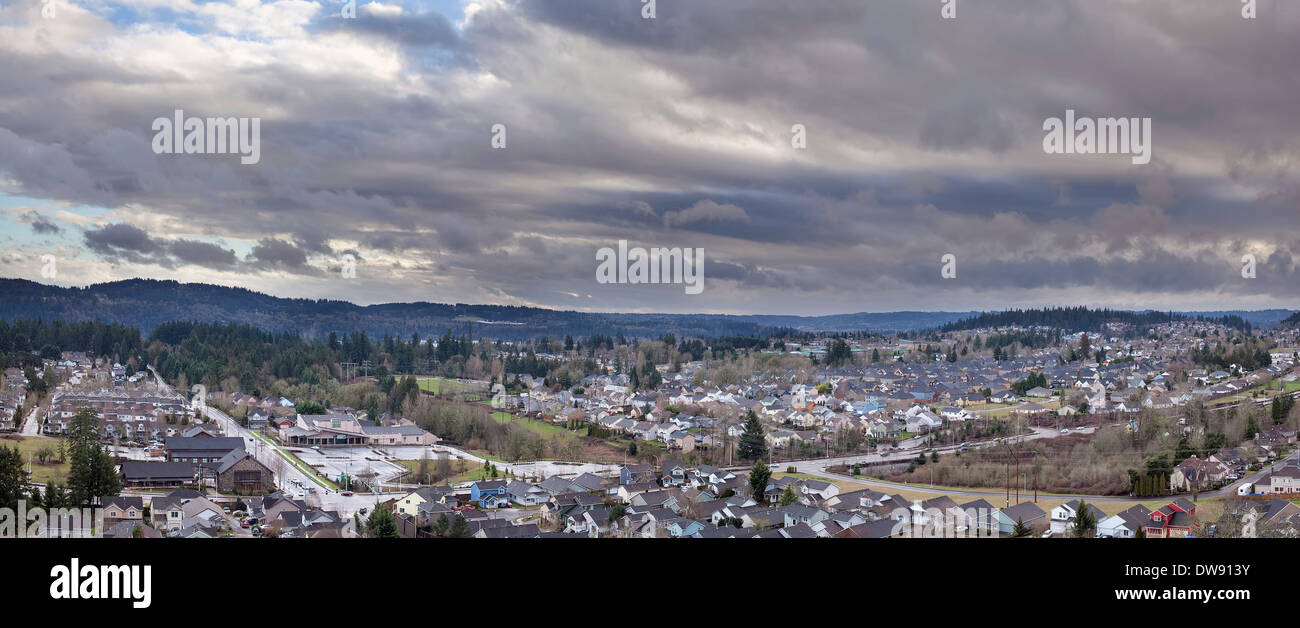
xmin=470 ymin=479 xmax=510 ymax=508
xmin=853 ymin=399 xmax=886 ymax=414
xmin=664 ymin=518 xmax=706 ymax=537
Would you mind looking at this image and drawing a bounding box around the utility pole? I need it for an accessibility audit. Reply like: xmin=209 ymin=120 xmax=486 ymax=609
xmin=1005 ymin=452 xmax=1010 ymax=508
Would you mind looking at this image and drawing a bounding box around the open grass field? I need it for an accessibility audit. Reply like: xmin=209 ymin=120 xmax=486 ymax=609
xmin=1207 ymin=395 xmax=1248 ymax=407
xmin=1238 ymin=380 xmax=1300 ymax=397
xmin=974 ymin=399 xmax=1062 ymax=420
xmin=416 ymin=377 xmax=490 ymax=401
xmin=809 ymin=466 xmax=1228 ymax=527
xmin=491 ymin=410 xmax=578 ymax=442
xmin=397 ymin=458 xmax=494 ymax=485
xmin=0 ymin=435 xmax=70 ymax=485
xmin=773 ymin=472 xmax=869 ymax=494
xmin=831 ymin=471 xmax=1223 ymax=523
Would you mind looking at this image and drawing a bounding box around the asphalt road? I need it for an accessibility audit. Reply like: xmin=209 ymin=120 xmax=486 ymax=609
xmin=201 ymin=405 xmax=391 ymax=517
xmin=20 ymin=404 xmax=44 ymax=436
xmin=791 ymin=437 xmax=1300 ymax=504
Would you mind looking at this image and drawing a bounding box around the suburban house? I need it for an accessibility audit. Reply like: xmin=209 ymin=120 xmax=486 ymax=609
xmin=393 ymin=486 xmax=454 ymax=518
xmin=469 ymin=479 xmax=510 ymax=508
xmin=661 ymin=460 xmax=688 ymax=486
xmin=620 ymin=464 xmax=656 ymax=485
xmin=834 ymin=518 xmax=906 ymax=538
xmin=102 ymin=520 xmax=162 ymax=539
xmin=1255 ymin=466 xmax=1300 ymax=494
xmin=958 ymin=498 xmax=1006 ymax=536
xmin=1049 ymin=499 xmax=1107 ymax=535
xmin=999 ymin=502 xmax=1047 ymax=535
xmin=1144 ymin=498 xmax=1197 ymax=538
xmin=1170 ymin=455 xmax=1229 ymax=492
xmin=1098 ymin=504 xmax=1153 ymax=538
xmin=505 ymin=480 xmax=548 ymax=506
xmin=101 ymin=496 xmax=145 ymax=528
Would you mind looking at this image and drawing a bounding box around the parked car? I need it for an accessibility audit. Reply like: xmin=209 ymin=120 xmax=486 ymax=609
xmin=340 ymin=490 xmax=354 ymax=496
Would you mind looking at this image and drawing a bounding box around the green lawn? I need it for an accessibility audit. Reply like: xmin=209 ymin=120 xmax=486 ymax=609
xmin=773 ymin=472 xmax=868 ymax=494
xmin=397 ymin=459 xmax=500 ymax=485
xmin=492 ymin=411 xmax=578 ymax=442
xmin=1 ymin=436 xmax=70 ymax=485
xmin=1239 ymin=381 xmax=1300 ymax=397
xmin=1207 ymin=395 xmax=1246 ymax=407
xmin=468 ymin=449 xmax=510 ymax=463
xmin=417 ymin=377 xmax=488 ymax=401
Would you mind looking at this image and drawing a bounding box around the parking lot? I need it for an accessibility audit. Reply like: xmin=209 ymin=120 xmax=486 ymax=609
xmin=285 ymin=443 xmax=621 ymax=493
xmin=290 ymin=446 xmax=408 ymax=486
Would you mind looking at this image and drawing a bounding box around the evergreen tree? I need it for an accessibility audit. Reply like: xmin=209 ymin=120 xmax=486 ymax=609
xmin=432 ymin=513 xmax=451 ymax=537
xmin=738 ymin=411 xmax=767 ymax=460
xmin=779 ymin=483 xmax=798 ymax=506
xmin=367 ymin=503 xmax=399 ymax=538
xmin=1011 ymin=517 xmax=1031 ymax=538
xmin=1072 ymin=500 xmax=1097 ymax=538
xmin=748 ymin=460 xmax=771 ymax=502
xmin=0 ymin=445 xmax=25 ymax=511
xmin=66 ymin=407 xmax=120 ymax=506
xmin=449 ymin=514 xmax=471 ymax=538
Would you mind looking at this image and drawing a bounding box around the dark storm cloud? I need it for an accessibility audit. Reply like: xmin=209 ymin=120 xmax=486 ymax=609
xmin=1 ymin=0 xmax=1298 ymax=311
xmin=84 ymin=223 xmax=161 ymax=258
xmin=83 ymin=222 xmax=247 ymax=271
xmin=24 ymin=211 xmax=61 ymax=234
xmin=919 ymin=101 xmax=1016 ymax=154
xmin=246 ymin=238 xmax=318 ymax=275
xmin=168 ymin=239 xmax=239 ymax=270
xmin=316 ymin=4 xmax=465 ymax=51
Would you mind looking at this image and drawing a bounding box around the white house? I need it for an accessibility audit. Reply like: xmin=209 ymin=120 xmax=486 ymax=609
xmin=1097 ymin=504 xmax=1151 ymax=538
xmin=1049 ymin=499 xmax=1107 ymax=535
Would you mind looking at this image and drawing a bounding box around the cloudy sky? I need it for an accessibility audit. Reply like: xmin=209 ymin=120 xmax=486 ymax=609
xmin=0 ymin=0 xmax=1297 ymax=315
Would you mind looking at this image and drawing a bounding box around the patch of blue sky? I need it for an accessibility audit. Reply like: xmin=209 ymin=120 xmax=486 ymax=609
xmin=0 ymin=195 xmax=104 ymax=239
xmin=79 ymin=1 xmax=210 ymax=35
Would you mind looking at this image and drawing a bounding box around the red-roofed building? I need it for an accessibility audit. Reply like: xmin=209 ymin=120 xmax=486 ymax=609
xmin=1144 ymin=498 xmax=1197 ymax=538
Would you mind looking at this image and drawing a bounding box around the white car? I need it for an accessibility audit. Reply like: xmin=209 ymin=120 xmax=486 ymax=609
xmin=1059 ymin=428 xmax=1071 ymax=434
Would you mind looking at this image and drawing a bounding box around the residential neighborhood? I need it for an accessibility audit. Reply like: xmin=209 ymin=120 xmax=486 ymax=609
xmin=2 ymin=313 xmax=1300 ymax=540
